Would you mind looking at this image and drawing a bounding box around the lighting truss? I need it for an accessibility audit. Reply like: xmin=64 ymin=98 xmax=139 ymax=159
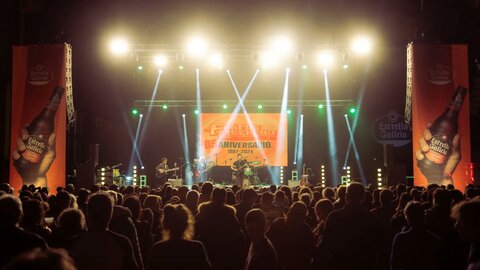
xmin=133 ymin=99 xmax=354 ymax=108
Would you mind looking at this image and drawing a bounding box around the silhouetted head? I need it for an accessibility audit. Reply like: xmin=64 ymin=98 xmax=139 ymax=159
xmin=57 ymin=208 xmax=86 ymax=233
xmin=123 ymin=196 xmax=142 ymax=221
xmin=212 ymin=188 xmax=227 ymax=204
xmin=245 ymin=209 xmax=266 ymax=241
xmin=2 ymin=248 xmax=76 ymax=270
xmin=261 ymin=192 xmax=274 ymax=206
xmin=162 ymin=204 xmax=194 ymax=240
xmin=433 ymin=189 xmax=451 ymax=208
xmin=346 ymin=183 xmax=365 ymax=206
xmin=286 ymin=202 xmax=308 ymax=224
xmin=86 ymin=192 xmax=113 ymax=231
xmin=404 ymin=201 xmax=424 ymax=228
xmin=379 ymin=189 xmax=394 ymax=207
xmin=0 ymin=195 xmax=22 ymax=226
xmin=315 ymin=199 xmax=333 ymax=221
xmin=201 ymin=181 xmax=214 ymax=196
xmin=21 ymin=199 xmax=45 ymax=227
xmin=451 ymin=198 xmax=480 ymax=243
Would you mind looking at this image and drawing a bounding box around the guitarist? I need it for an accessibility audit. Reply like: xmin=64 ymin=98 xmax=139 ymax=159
xmin=155 ymin=157 xmax=170 ymax=187
xmin=231 ymin=153 xmax=249 ymax=186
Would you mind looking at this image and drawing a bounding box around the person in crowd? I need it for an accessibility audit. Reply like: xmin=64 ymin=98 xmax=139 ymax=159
xmin=143 ymin=195 xmax=162 ymax=240
xmin=21 ymin=199 xmax=51 ymax=240
xmin=124 ymin=196 xmax=153 ymax=264
xmin=186 ymin=190 xmax=200 ymax=216
xmin=313 ymin=199 xmax=333 ymax=245
xmin=322 ymin=187 xmax=336 ymax=202
xmin=318 ymin=183 xmax=385 ymax=269
xmin=108 ymin=191 xmax=144 ymax=269
xmin=235 ymin=188 xmax=258 ymax=233
xmin=273 ymin=190 xmax=290 ymax=213
xmin=54 ymin=191 xmax=72 ymax=222
xmin=199 ymin=181 xmax=214 ymax=204
xmin=451 ymin=198 xmax=480 ymax=269
xmin=253 ymin=192 xmax=284 ymax=227
xmin=49 ymin=208 xmax=86 ymax=248
xmin=226 ymin=190 xmax=237 ymax=205
xmin=333 ymin=186 xmax=347 ymax=209
xmin=77 ymin=188 xmax=90 ymax=214
xmin=390 ymin=201 xmax=445 ymax=270
xmin=196 ymin=188 xmax=245 ymax=270
xmin=0 ymin=194 xmax=47 ymax=268
xmin=425 ymin=188 xmax=467 ymax=269
xmin=2 ymin=248 xmax=77 ymax=270
xmin=244 ymin=209 xmax=279 ymax=270
xmin=370 ymin=189 xmax=397 ymax=269
xmin=390 ymin=192 xmax=413 ymax=236
xmin=69 ymin=191 xmax=139 ymax=270
xmin=267 ymin=202 xmax=314 ymax=270
xmin=147 ymin=204 xmax=211 ymax=270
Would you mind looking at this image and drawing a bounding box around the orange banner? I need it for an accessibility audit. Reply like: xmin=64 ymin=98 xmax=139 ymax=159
xmin=200 ymin=113 xmax=288 ymax=166
xmin=408 ymin=44 xmax=471 ymax=187
xmin=10 ymin=44 xmax=69 ymax=193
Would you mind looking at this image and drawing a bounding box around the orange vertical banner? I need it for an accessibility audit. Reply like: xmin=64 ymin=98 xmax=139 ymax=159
xmin=408 ymin=44 xmax=471 ymax=187
xmin=10 ymin=44 xmax=70 ymax=193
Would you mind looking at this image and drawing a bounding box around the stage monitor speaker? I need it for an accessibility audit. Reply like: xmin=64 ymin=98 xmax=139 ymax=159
xmin=288 ymin=180 xmax=300 ymax=188
xmin=168 ymin=179 xmax=183 ymax=187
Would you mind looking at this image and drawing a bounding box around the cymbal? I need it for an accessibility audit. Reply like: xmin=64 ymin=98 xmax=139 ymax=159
xmin=250 ymin=161 xmax=261 ymax=165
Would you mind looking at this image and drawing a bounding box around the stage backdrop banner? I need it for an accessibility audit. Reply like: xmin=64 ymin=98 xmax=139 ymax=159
xmin=200 ymin=113 xmax=288 ymax=166
xmin=10 ymin=44 xmax=70 ymax=193
xmin=407 ymin=43 xmax=471 ymax=187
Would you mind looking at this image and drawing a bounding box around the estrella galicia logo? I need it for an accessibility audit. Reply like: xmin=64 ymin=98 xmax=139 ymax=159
xmin=371 ymin=111 xmax=411 ymax=147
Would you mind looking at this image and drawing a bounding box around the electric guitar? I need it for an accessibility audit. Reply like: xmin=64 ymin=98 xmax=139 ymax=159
xmin=156 ymin=167 xmax=180 ymax=178
xmin=232 ymin=162 xmax=249 ymax=177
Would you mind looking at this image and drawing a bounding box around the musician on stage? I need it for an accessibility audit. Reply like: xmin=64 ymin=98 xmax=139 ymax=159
xmin=155 ymin=157 xmax=169 ymax=187
xmin=194 ymin=156 xmax=209 ymax=183
xmin=231 ymin=153 xmax=249 ymax=186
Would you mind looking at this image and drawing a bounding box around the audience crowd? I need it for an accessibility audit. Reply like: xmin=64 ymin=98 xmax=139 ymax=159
xmin=0 ymin=180 xmax=480 ymax=270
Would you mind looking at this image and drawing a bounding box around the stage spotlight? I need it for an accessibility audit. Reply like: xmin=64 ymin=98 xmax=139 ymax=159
xmin=343 ymin=64 xmax=349 ymax=69
xmin=257 ymin=104 xmax=263 ymax=109
xmin=318 ymin=104 xmax=324 ymax=109
xmin=349 ymin=107 xmax=356 ymax=114
xmin=186 ymin=36 xmax=208 ymax=56
xmin=131 ymin=108 xmax=139 ymax=116
xmin=287 ymin=109 xmax=292 ymax=114
xmin=352 ymin=36 xmax=373 ymax=55
xmin=182 ymin=114 xmax=186 ymax=117
xmin=222 ymin=104 xmax=228 ymax=109
xmin=209 ymin=52 xmax=224 ymax=68
xmin=179 ymin=65 xmax=184 ymax=70
xmin=302 ymin=64 xmax=308 ymax=69
xmin=316 ymin=51 xmax=334 ymax=69
xmin=110 ymin=38 xmax=129 ymax=55
xmin=139 ymin=114 xmax=143 ymax=118
xmin=270 ymin=35 xmax=293 ymax=55
xmin=162 ymin=104 xmax=168 ymax=110
xmin=137 ymin=65 xmax=143 ymax=71
xmin=259 ymin=51 xmax=278 ymax=68
xmin=194 ymin=109 xmax=199 ymax=115
xmin=153 ymin=55 xmax=168 ymax=67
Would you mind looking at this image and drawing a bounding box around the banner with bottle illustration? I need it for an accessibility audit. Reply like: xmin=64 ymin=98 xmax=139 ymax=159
xmin=407 ymin=44 xmax=471 ymax=187
xmin=200 ymin=113 xmax=288 ymax=166
xmin=10 ymin=44 xmax=70 ymax=192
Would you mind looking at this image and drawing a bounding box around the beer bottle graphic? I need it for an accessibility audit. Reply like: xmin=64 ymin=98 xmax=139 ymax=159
xmin=14 ymin=86 xmax=64 ymax=180
xmin=417 ymin=85 xmax=467 ymax=183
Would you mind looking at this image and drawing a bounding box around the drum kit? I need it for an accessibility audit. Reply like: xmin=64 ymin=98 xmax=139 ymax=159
xmin=234 ymin=161 xmax=263 ymax=186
